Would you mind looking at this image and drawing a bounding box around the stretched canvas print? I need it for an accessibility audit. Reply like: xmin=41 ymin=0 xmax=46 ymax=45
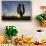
xmin=2 ymin=1 xmax=32 ymax=20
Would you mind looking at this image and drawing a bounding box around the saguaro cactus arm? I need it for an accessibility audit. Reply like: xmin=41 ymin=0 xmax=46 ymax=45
xmin=22 ymin=4 xmax=25 ymax=14
xmin=17 ymin=3 xmax=21 ymax=14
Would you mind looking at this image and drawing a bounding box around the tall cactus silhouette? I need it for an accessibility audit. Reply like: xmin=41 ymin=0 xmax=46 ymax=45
xmin=17 ymin=3 xmax=25 ymax=18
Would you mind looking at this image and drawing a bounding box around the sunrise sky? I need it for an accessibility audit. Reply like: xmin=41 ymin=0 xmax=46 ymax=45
xmin=2 ymin=1 xmax=31 ymax=17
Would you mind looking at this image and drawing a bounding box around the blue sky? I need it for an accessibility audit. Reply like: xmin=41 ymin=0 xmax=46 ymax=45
xmin=2 ymin=1 xmax=31 ymax=16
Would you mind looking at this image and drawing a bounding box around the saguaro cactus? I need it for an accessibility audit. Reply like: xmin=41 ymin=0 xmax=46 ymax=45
xmin=17 ymin=3 xmax=25 ymax=18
